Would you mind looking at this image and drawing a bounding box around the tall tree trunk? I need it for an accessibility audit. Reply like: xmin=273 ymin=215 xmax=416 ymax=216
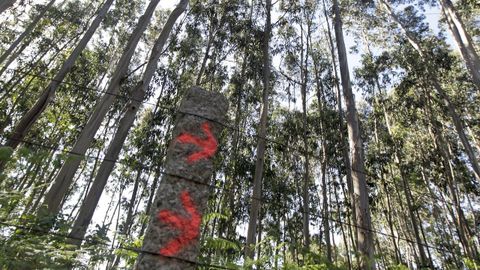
xmin=245 ymin=0 xmax=272 ymax=262
xmin=334 ymin=178 xmax=352 ymax=269
xmin=2 ymin=0 xmax=114 ymax=153
xmin=321 ymin=160 xmax=332 ymax=263
xmin=0 ymin=0 xmax=55 ymax=67
xmin=386 ymin=141 xmax=428 ymax=267
xmin=366 ymin=36 xmax=428 ymax=266
xmin=379 ymin=0 xmax=480 ymax=183
xmin=321 ymin=0 xmax=357 ymax=252
xmin=439 ymin=0 xmax=480 ymax=89
xmin=398 ymin=161 xmax=429 ymax=267
xmin=67 ymin=0 xmax=188 ymax=244
xmin=110 ymin=166 xmax=142 ymax=269
xmin=314 ymin=64 xmax=332 ymax=263
xmin=38 ymin=0 xmax=163 ymax=223
xmin=424 ymin=91 xmax=479 ymax=262
xmin=0 ymin=0 xmax=16 ymax=14
xmin=195 ymin=25 xmax=214 ymax=86
xmin=300 ymin=19 xmax=311 ymax=250
xmin=223 ymin=2 xmax=254 ymax=238
xmin=332 ymin=0 xmax=375 ymax=268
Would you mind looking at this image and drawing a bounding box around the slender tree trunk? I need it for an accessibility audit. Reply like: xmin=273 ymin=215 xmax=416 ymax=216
xmin=195 ymin=25 xmax=214 ymax=86
xmin=322 ymin=162 xmax=332 ymax=263
xmin=110 ymin=166 xmax=142 ymax=269
xmin=0 ymin=0 xmax=16 ymax=14
xmin=38 ymin=0 xmax=163 ymax=223
xmin=416 ymin=209 xmax=435 ymax=268
xmin=384 ymin=122 xmax=428 ymax=267
xmin=67 ymin=0 xmax=188 ymax=244
xmin=224 ymin=43 xmax=248 ymax=239
xmin=0 ymin=0 xmax=93 ymax=79
xmin=399 ymin=162 xmax=429 ymax=268
xmin=332 ymin=0 xmax=375 ymax=268
xmin=435 ymin=131 xmax=477 ymax=261
xmin=245 ymin=0 xmax=271 ymax=262
xmin=424 ymin=91 xmax=479 ymax=262
xmin=372 ymin=73 xmax=429 ymax=267
xmin=139 ymin=168 xmax=160 ymax=237
xmin=0 ymin=29 xmax=86 ymax=137
xmin=0 ymin=0 xmax=56 ymax=67
xmin=2 ymin=0 xmax=114 ymax=153
xmin=314 ymin=70 xmax=332 ymax=263
xmin=384 ymin=181 xmax=402 ymax=264
xmin=368 ymin=75 xmax=403 ymax=265
xmin=321 ymin=0 xmax=357 ymax=251
xmin=300 ymin=20 xmax=311 ymax=250
xmin=206 ymin=1 xmax=249 ymax=240
xmin=439 ymin=0 xmax=480 ymax=89
xmin=334 ymin=178 xmax=352 ymax=270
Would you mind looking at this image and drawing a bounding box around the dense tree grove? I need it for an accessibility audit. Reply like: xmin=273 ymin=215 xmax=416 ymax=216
xmin=0 ymin=0 xmax=479 ymax=269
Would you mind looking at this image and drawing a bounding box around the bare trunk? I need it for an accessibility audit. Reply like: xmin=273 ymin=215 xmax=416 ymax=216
xmin=322 ymin=161 xmax=332 ymax=262
xmin=314 ymin=67 xmax=332 ymax=262
xmin=424 ymin=91 xmax=479 ymax=262
xmin=195 ymin=27 xmax=214 ymax=86
xmin=322 ymin=0 xmax=357 ymax=251
xmin=67 ymin=0 xmax=188 ymax=244
xmin=334 ymin=178 xmax=351 ymax=269
xmin=110 ymin=166 xmax=142 ymax=269
xmin=398 ymin=161 xmax=429 ymax=267
xmin=439 ymin=0 xmax=480 ymax=89
xmin=332 ymin=0 xmax=375 ymax=268
xmin=300 ymin=20 xmax=311 ymax=250
xmin=245 ymin=0 xmax=271 ymax=262
xmin=38 ymin=0 xmax=163 ymax=223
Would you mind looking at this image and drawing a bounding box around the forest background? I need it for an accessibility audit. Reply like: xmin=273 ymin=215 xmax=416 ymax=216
xmin=0 ymin=0 xmax=479 ymax=269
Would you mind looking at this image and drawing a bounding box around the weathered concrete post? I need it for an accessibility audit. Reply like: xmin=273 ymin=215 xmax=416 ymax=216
xmin=136 ymin=87 xmax=228 ymax=269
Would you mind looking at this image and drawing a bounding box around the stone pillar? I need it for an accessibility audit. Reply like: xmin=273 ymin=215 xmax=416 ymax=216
xmin=136 ymin=87 xmax=228 ymax=269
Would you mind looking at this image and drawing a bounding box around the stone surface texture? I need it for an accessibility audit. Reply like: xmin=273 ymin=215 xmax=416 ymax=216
xmin=136 ymin=87 xmax=228 ymax=269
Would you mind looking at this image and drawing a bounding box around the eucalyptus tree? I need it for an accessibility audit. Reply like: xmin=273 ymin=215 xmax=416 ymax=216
xmin=67 ymin=0 xmax=189 ymax=244
xmin=276 ymin=0 xmax=316 ymax=251
xmin=214 ymin=0 xmax=256 ymax=242
xmin=356 ymin=46 xmax=432 ymax=268
xmin=439 ymin=0 xmax=480 ymax=89
xmin=311 ymin=40 xmax=337 ymax=264
xmin=378 ymin=0 xmax=480 ymax=184
xmin=321 ymin=0 xmax=358 ymax=257
xmin=331 ymin=0 xmax=375 ymax=268
xmin=245 ymin=0 xmax=272 ymax=262
xmin=299 ymin=2 xmax=313 ymax=250
xmin=39 ymin=0 xmax=163 ymax=223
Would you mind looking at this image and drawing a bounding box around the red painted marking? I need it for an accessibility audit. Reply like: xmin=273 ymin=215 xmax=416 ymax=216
xmin=157 ymin=191 xmax=201 ymax=256
xmin=176 ymin=122 xmax=218 ymax=163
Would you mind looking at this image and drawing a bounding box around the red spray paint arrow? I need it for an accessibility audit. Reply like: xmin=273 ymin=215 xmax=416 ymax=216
xmin=157 ymin=191 xmax=201 ymax=256
xmin=176 ymin=122 xmax=218 ymax=163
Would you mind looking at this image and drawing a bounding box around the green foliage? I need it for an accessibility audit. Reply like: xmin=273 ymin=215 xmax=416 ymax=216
xmin=464 ymin=258 xmax=480 ymax=270
xmin=0 ymin=146 xmax=13 ymax=161
xmin=387 ymin=264 xmax=409 ymax=270
xmin=0 ymin=230 xmax=82 ymax=269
